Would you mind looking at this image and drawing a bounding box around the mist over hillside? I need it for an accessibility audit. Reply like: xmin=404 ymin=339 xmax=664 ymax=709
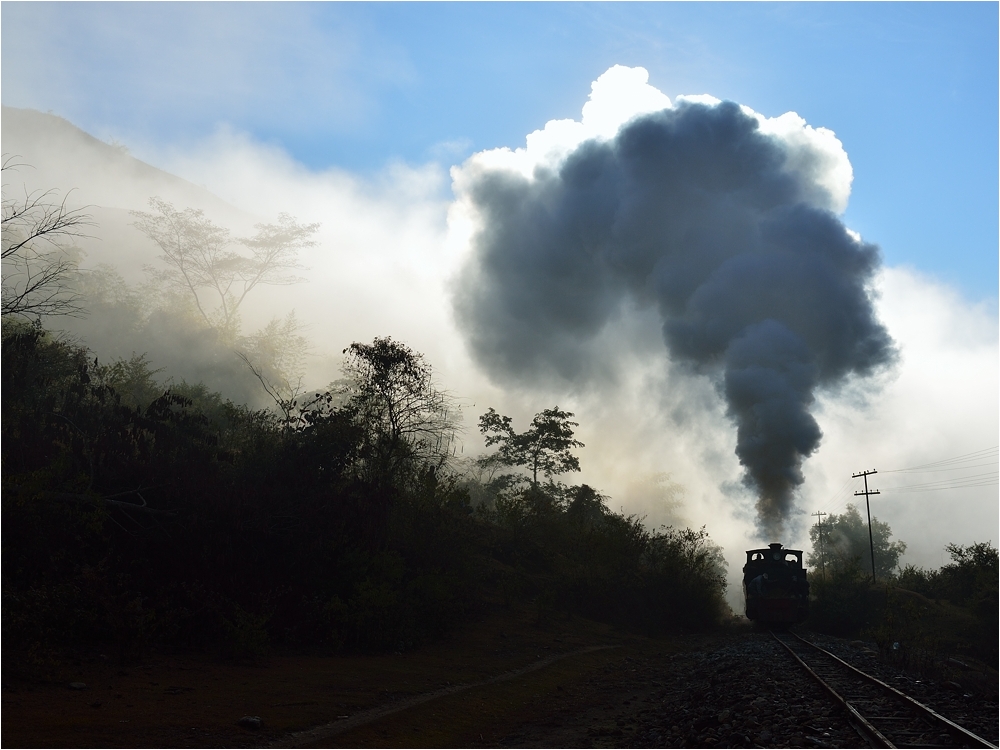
xmin=2 ymin=107 xmax=298 ymax=404
xmin=3 ymin=106 xmax=255 ymax=279
xmin=3 ymin=107 xmax=244 ymax=215
xmin=2 ymin=91 xmax=996 ymax=589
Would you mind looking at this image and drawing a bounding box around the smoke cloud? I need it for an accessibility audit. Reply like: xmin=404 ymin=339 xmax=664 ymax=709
xmin=452 ymin=66 xmax=896 ymax=536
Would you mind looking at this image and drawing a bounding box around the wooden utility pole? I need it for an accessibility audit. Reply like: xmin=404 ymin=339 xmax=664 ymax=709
xmin=853 ymin=470 xmax=880 ymax=583
xmin=812 ymin=511 xmax=828 ymax=579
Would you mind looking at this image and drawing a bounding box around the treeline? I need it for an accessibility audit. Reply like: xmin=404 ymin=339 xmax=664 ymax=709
xmin=805 ymin=509 xmax=997 ymax=667
xmin=2 ymin=323 xmax=729 ymax=667
xmin=897 ymin=543 xmax=998 ymax=622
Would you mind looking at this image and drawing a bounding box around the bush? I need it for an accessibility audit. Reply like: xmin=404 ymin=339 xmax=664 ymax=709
xmin=2 ymin=326 xmax=732 ymax=665
xmin=807 ymin=558 xmax=880 ymax=636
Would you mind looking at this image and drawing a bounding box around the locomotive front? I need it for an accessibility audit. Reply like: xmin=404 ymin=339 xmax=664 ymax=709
xmin=743 ymin=543 xmax=809 ymax=625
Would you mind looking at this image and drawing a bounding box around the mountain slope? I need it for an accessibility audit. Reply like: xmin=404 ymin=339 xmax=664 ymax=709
xmin=2 ymin=106 xmax=255 ymax=280
xmin=2 ymin=106 xmax=245 ymax=217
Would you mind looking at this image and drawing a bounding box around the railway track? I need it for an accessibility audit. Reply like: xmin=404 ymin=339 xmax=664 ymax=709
xmin=771 ymin=630 xmax=996 ymax=749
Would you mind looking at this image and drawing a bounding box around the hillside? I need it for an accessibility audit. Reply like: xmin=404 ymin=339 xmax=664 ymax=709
xmin=2 ymin=106 xmax=254 ymax=280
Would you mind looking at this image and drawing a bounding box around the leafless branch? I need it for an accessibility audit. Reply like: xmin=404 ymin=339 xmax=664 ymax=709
xmin=2 ymin=158 xmax=96 ymax=319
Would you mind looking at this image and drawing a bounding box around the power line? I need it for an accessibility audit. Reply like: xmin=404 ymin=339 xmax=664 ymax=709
xmin=883 ymin=461 xmax=998 ymax=475
xmin=881 ymin=472 xmax=999 ymax=493
xmin=832 ymin=445 xmax=999 ymax=499
xmin=809 ymin=444 xmax=998 ymax=518
xmin=814 ymin=476 xmax=863 ymax=518
xmin=881 ymin=446 xmax=998 ymax=473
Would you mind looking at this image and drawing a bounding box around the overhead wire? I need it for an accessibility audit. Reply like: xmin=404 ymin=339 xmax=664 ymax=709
xmin=879 ymin=444 xmax=998 ymax=494
xmin=880 ymin=471 xmax=999 ymax=493
xmin=812 ymin=474 xmax=862 ymax=519
xmin=808 ymin=444 xmax=998 ymax=520
xmin=880 ymin=446 xmax=998 ymax=474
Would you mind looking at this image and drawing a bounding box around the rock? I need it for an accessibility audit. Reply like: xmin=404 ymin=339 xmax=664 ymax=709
xmin=237 ymin=715 xmax=262 ymax=730
xmin=68 ymin=682 xmax=87 ymax=690
xmin=717 ymin=709 xmax=731 ymax=723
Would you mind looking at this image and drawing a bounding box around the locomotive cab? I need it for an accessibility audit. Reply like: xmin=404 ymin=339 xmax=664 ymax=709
xmin=743 ymin=543 xmax=809 ymax=624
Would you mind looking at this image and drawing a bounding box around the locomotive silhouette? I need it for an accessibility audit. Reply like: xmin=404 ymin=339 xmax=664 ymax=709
xmin=743 ymin=543 xmax=809 ymax=625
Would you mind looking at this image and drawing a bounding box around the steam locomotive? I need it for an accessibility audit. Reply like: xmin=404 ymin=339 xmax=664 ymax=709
xmin=743 ymin=543 xmax=809 ymax=625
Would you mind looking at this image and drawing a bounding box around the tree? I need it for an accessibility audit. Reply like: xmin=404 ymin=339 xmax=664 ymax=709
xmin=2 ymin=159 xmax=94 ymax=320
xmin=900 ymin=542 xmax=998 ymax=612
xmin=807 ymin=503 xmax=906 ymax=579
xmin=237 ymin=311 xmax=310 ymax=405
xmin=341 ymin=337 xmax=459 ymax=486
xmin=478 ymin=406 xmax=584 ymax=487
xmin=131 ymin=198 xmax=318 ymax=336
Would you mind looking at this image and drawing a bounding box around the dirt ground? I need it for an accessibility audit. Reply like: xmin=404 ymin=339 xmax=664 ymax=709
xmin=2 ymin=607 xmax=728 ymax=748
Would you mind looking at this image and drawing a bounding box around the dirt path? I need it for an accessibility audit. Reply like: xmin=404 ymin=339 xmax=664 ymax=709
xmin=274 ymin=645 xmax=620 ymax=748
xmin=292 ymin=631 xmax=731 ymax=748
xmin=3 ymin=608 xmax=696 ymax=748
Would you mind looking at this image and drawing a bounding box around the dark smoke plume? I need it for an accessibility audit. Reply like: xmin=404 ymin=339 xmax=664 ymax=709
xmin=453 ymin=98 xmax=895 ymax=535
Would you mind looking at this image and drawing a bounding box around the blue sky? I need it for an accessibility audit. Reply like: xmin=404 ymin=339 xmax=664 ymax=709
xmin=2 ymin=2 xmax=997 ymax=300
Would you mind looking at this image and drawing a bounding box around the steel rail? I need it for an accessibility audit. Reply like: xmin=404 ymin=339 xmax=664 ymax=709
xmin=788 ymin=632 xmax=996 ymax=749
xmin=770 ymin=630 xmax=894 ymax=748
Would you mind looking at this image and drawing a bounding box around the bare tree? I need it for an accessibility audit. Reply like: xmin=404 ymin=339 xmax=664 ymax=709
xmin=2 ymin=158 xmax=94 ymax=320
xmin=131 ymin=198 xmax=318 ymax=335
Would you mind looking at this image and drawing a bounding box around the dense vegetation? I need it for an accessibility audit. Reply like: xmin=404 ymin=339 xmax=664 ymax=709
xmin=2 ymin=322 xmax=729 ymax=668
xmin=805 ymin=511 xmax=997 ymax=669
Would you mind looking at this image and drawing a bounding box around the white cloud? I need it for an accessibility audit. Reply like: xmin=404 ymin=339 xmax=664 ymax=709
xmin=444 ymin=64 xmax=993 ymax=583
xmin=455 ymin=66 xmax=671 ymax=180
xmin=751 ymin=111 xmax=853 ymax=213
xmin=799 ymin=267 xmax=999 ymax=567
xmin=21 ymin=61 xmax=991 ymax=590
xmin=132 ymin=67 xmax=1000 ymax=588
xmin=453 ymin=64 xmax=852 ymax=215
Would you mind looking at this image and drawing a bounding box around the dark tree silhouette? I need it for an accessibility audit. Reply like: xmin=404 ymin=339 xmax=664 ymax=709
xmin=342 ymin=337 xmax=458 ymax=486
xmin=478 ymin=406 xmax=584 ymax=487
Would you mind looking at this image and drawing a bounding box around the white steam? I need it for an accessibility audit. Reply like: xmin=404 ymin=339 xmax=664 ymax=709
xmin=3 ymin=64 xmax=995 ymax=592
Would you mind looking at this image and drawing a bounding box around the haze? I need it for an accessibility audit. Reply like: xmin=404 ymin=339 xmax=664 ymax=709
xmin=2 ymin=3 xmax=996 ymax=600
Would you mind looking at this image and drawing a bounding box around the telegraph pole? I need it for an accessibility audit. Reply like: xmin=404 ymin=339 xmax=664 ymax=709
xmin=853 ymin=470 xmax=880 ymax=583
xmin=812 ymin=511 xmax=828 ymax=579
